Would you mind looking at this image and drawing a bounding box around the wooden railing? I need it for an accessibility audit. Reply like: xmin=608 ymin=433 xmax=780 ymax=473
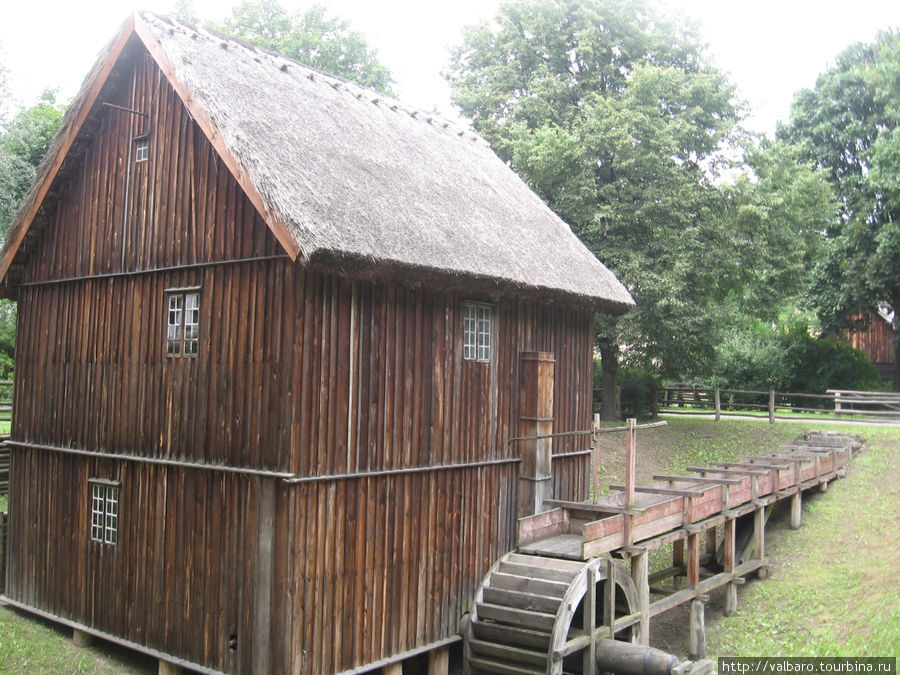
xmin=659 ymin=386 xmax=900 ymax=423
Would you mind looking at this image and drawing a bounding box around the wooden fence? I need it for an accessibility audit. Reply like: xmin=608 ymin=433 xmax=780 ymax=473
xmin=659 ymin=386 xmax=900 ymax=423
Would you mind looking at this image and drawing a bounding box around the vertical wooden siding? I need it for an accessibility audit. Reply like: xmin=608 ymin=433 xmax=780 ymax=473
xmin=22 ymin=52 xmax=282 ymax=285
xmin=9 ymin=44 xmax=599 ymax=675
xmin=291 ymin=279 xmax=596 ymax=477
xmin=5 ymin=448 xmax=267 ymax=673
xmin=14 ymin=260 xmax=297 ymax=471
xmin=846 ymin=312 xmax=895 ymax=365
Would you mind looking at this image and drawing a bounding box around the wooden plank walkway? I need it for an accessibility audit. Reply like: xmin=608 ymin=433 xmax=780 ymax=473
xmin=517 ymin=431 xmax=860 ymax=560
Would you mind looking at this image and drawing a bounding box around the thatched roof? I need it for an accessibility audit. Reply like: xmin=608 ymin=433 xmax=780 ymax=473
xmin=0 ymin=13 xmax=633 ymax=313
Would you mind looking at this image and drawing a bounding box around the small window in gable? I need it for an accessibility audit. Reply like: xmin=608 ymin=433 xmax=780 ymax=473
xmin=166 ymin=288 xmax=201 ymax=357
xmin=464 ymin=302 xmax=493 ymax=362
xmin=90 ymin=479 xmax=120 ymax=546
xmin=134 ymin=137 xmax=149 ymax=163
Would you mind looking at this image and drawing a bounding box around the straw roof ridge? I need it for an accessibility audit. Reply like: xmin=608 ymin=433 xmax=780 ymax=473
xmin=0 ymin=12 xmax=635 ymax=312
xmin=145 ymin=12 xmax=483 ymax=146
xmin=139 ymin=12 xmax=633 ymax=310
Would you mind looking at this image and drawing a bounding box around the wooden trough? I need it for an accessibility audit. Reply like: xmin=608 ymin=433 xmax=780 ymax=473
xmin=465 ymin=429 xmax=862 ymax=674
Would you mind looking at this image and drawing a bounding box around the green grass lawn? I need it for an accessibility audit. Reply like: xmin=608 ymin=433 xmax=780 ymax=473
xmin=651 ymin=421 xmax=900 ymax=659
xmin=707 ymin=423 xmax=900 ymax=658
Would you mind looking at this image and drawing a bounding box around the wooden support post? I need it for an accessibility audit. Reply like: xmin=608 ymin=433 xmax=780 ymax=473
xmin=714 ymin=388 xmax=721 ymax=422
xmin=624 ymin=417 xmax=637 ymax=546
xmin=723 ymin=518 xmax=738 ymax=616
xmin=687 ymin=532 xmax=700 ymax=589
xmin=158 ymin=661 xmax=183 ymax=675
xmin=383 ymin=663 xmax=403 ymax=675
xmin=584 ymin=563 xmax=598 ymax=675
xmin=428 ymin=646 xmax=449 ymax=675
xmin=252 ymin=477 xmax=276 ymax=675
xmin=72 ymin=628 xmax=93 ymax=648
xmin=754 ymin=505 xmax=768 ymax=579
xmin=517 ymin=352 xmax=555 ymax=518
xmin=592 ymin=413 xmax=601 ymax=503
xmin=834 ymin=391 xmax=841 ymax=417
xmin=790 ymin=492 xmax=802 ymax=530
xmin=631 ymin=553 xmax=650 ymax=645
xmin=689 ymin=600 xmax=707 ymax=660
xmin=768 ymin=390 xmax=776 ymax=424
xmin=819 ymin=479 xmax=829 ymax=493
xmin=672 ymin=539 xmax=684 ymax=590
xmin=605 ymin=558 xmax=617 ymax=639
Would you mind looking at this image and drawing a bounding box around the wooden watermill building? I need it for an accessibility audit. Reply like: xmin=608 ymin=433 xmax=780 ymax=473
xmin=0 ymin=13 xmax=633 ymax=674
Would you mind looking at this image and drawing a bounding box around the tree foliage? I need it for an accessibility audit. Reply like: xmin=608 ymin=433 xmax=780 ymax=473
xmin=212 ymin=0 xmax=394 ymax=95
xmin=448 ymin=0 xmax=742 ymax=383
xmin=448 ymin=0 xmax=844 ymax=411
xmin=0 ymin=89 xmax=66 ymax=241
xmin=719 ymin=139 xmax=836 ymax=321
xmin=706 ymin=317 xmax=881 ymax=397
xmin=780 ymin=30 xmax=900 ymax=388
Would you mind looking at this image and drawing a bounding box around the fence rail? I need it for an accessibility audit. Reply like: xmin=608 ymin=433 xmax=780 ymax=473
xmin=659 ymin=386 xmax=900 ymax=423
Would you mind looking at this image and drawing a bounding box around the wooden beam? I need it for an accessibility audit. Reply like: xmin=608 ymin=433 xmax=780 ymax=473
xmin=608 ymin=484 xmax=706 ymax=498
xmin=631 ymin=553 xmax=650 ymax=645
xmin=690 ymin=466 xmax=769 ymax=476
xmin=544 ymin=499 xmax=646 ymax=516
xmin=653 ymin=474 xmax=743 ymax=485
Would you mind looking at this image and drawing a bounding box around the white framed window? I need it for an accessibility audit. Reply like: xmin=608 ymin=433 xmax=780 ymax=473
xmin=464 ymin=302 xmax=493 ymax=362
xmin=166 ymin=288 xmax=200 ymax=357
xmin=134 ymin=138 xmax=149 ymax=162
xmin=90 ymin=479 xmax=120 ymax=545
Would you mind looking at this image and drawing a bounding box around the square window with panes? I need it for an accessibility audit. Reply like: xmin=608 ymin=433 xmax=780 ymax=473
xmin=463 ymin=302 xmax=493 ymax=362
xmin=166 ymin=289 xmax=200 ymax=357
xmin=90 ymin=479 xmax=120 ymax=546
xmin=134 ymin=138 xmax=149 ymax=162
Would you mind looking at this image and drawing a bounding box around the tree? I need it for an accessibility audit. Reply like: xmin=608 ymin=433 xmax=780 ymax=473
xmin=719 ymin=138 xmax=836 ymax=321
xmin=213 ymin=0 xmax=394 ymax=95
xmin=0 ymin=85 xmax=65 ymax=379
xmin=447 ymin=0 xmax=744 ymax=417
xmin=0 ymin=89 xmax=66 ymax=241
xmin=780 ymin=30 xmax=900 ymax=389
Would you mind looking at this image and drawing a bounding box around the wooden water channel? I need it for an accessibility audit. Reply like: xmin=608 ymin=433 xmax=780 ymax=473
xmin=465 ymin=426 xmax=862 ymax=674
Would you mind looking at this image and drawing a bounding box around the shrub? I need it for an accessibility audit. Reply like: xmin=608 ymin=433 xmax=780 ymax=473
xmin=706 ymin=318 xmax=881 ymax=398
xmin=619 ymin=367 xmax=659 ymax=419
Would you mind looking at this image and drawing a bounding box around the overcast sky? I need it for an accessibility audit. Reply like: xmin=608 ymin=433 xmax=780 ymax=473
xmin=2 ymin=0 xmax=899 ymax=137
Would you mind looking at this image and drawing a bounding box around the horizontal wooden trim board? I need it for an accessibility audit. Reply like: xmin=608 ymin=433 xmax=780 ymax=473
xmin=5 ymin=441 xmax=296 ymax=479
xmin=17 ymin=254 xmax=291 ymax=288
xmin=283 ymin=456 xmax=523 ymax=483
xmin=6 ymin=440 xmax=524 ymax=482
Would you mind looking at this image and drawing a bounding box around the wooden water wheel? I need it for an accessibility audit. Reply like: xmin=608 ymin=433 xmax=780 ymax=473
xmin=464 ymin=552 xmax=641 ymax=674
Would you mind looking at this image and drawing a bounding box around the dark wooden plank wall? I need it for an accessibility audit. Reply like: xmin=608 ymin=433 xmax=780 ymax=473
xmin=14 ymin=261 xmax=297 ymax=471
xmin=22 ymin=52 xmax=282 ymax=285
xmin=291 ymin=278 xmax=595 ymax=477
xmin=846 ymin=312 xmax=895 ymax=365
xmin=273 ymin=467 xmax=518 ymax=673
xmin=5 ymin=448 xmax=263 ymax=673
xmin=8 ymin=43 xmax=599 ymax=674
